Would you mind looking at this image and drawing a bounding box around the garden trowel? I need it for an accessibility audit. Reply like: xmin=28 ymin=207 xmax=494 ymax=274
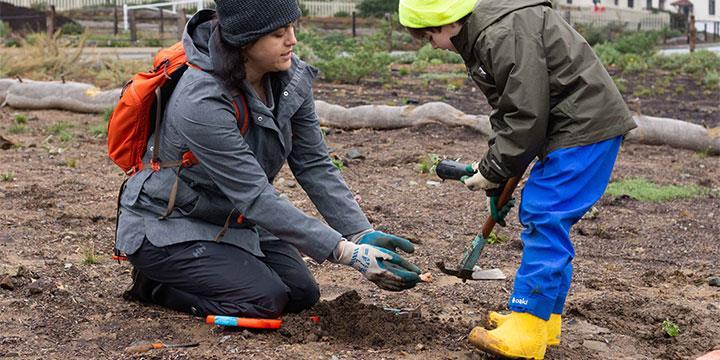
xmin=434 ymin=159 xmax=520 ymax=282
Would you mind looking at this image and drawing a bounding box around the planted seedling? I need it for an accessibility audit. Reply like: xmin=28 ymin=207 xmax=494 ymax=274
xmin=1 ymin=171 xmax=14 ymax=182
xmin=662 ymin=319 xmax=680 ymax=337
xmin=13 ymin=114 xmax=27 ymax=124
xmin=416 ymin=153 xmax=439 ymax=174
xmin=82 ymin=245 xmax=101 ymax=265
xmin=331 ymin=158 xmax=345 ymax=171
xmin=66 ymin=159 xmax=77 ymax=168
xmin=486 ymin=231 xmax=509 ymax=245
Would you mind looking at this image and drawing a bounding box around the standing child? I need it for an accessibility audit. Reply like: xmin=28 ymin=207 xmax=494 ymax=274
xmin=399 ymin=0 xmax=637 ymax=358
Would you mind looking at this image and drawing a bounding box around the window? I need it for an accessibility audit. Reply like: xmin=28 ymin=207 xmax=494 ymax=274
xmin=647 ymin=0 xmax=652 ymax=9
xmin=711 ymin=0 xmax=716 ymax=15
xmin=659 ymin=0 xmax=665 ymax=10
xmin=567 ymin=0 xmax=572 ymax=4
xmin=615 ymin=0 xmax=619 ymax=5
xmin=628 ymin=0 xmax=634 ymax=8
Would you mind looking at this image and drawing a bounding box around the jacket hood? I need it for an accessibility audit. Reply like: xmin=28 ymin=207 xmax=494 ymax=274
xmin=451 ymin=0 xmax=551 ymax=60
xmin=183 ymin=9 xmax=217 ymax=71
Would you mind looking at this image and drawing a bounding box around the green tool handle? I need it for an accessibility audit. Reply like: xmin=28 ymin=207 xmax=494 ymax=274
xmin=481 ymin=176 xmax=521 ymax=239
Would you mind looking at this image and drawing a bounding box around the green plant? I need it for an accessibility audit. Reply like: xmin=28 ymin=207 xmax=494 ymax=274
xmin=662 ymin=319 xmax=680 ymax=337
xmin=593 ymin=43 xmax=622 ymax=67
xmin=415 ymin=43 xmax=464 ymax=64
xmin=9 ymin=124 xmax=27 ymax=134
xmin=66 ymin=159 xmax=77 ymax=168
xmin=486 ymin=231 xmax=509 ymax=245
xmin=612 ymin=77 xmax=626 ymax=93
xmin=82 ymin=245 xmax=101 ymax=265
xmin=620 ymin=53 xmax=649 ymax=73
xmin=673 ymin=84 xmax=686 ymax=95
xmin=613 ymin=31 xmax=658 ymax=55
xmin=633 ymin=85 xmax=653 ymax=97
xmin=416 ymin=153 xmax=439 ymax=174
xmin=0 ymin=21 xmax=10 ymax=38
xmin=48 ymin=122 xmax=74 ymax=143
xmin=1 ymin=171 xmax=14 ymax=182
xmin=358 ymin=0 xmax=399 ymax=17
xmin=13 ymin=114 xmax=27 ymax=124
xmin=89 ymin=123 xmax=107 ymax=137
xmin=60 ymin=22 xmax=84 ymax=35
xmin=703 ymin=70 xmax=719 ymax=90
xmin=334 ymin=11 xmax=350 ymax=17
xmin=606 ymin=178 xmax=707 ymax=202
xmin=331 ymin=158 xmax=345 ymax=171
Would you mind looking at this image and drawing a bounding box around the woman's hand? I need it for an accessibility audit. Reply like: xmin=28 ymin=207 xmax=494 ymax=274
xmin=334 ymin=241 xmax=421 ymax=291
xmin=348 ymin=230 xmax=415 ymax=254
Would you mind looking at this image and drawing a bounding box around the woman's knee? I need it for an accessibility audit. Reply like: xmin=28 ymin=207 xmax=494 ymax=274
xmin=285 ymin=278 xmax=320 ymax=313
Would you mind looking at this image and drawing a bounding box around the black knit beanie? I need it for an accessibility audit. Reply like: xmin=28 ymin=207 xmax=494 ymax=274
xmin=215 ymin=0 xmax=301 ymax=46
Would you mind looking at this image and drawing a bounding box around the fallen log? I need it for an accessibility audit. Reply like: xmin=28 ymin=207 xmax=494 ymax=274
xmin=1 ymin=79 xmax=718 ymax=155
xmin=0 ymin=79 xmax=120 ymax=113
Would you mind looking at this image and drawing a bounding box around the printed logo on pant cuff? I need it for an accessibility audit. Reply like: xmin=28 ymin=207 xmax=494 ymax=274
xmin=510 ymin=296 xmax=530 ymax=306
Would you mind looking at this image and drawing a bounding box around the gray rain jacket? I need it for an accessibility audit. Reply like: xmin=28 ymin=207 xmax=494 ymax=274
xmin=115 ymin=10 xmax=371 ymax=262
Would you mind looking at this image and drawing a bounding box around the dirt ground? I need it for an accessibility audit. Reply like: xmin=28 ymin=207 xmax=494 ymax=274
xmin=1 ymin=76 xmax=719 ymax=359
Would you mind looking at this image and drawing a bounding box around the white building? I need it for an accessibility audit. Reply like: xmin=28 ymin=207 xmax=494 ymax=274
xmin=561 ymin=0 xmax=719 ymax=34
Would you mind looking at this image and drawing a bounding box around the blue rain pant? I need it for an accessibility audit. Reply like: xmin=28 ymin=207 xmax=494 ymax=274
xmin=508 ymin=136 xmax=623 ymax=320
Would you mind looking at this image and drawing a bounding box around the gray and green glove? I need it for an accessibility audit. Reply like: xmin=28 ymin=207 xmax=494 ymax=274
xmin=334 ymin=240 xmax=421 ymax=291
xmin=347 ymin=229 xmax=415 ymax=254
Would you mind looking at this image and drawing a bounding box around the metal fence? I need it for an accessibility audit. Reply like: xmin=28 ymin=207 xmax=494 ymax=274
xmin=559 ymin=6 xmax=671 ymax=30
xmin=0 ymin=0 xmax=360 ymax=14
xmin=301 ymin=1 xmax=359 ymax=17
xmin=1 ymin=0 xmax=214 ymax=11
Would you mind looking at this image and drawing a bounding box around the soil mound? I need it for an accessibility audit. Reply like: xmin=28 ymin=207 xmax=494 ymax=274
xmin=279 ymin=291 xmax=467 ymax=349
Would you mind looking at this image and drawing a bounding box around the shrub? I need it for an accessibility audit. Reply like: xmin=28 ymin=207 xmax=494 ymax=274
xmin=60 ymin=22 xmax=84 ymax=35
xmin=681 ymin=50 xmax=720 ymax=75
xmin=620 ymin=54 xmax=649 ymax=73
xmin=0 ymin=21 xmax=10 ymax=38
xmin=612 ymin=31 xmax=658 ymax=55
xmin=593 ymin=43 xmax=622 ymax=66
xmin=704 ymin=70 xmax=720 ymax=90
xmin=415 ymin=43 xmax=463 ymax=64
xmin=358 ymin=0 xmax=399 ymax=17
xmin=334 ymin=11 xmax=350 ymax=17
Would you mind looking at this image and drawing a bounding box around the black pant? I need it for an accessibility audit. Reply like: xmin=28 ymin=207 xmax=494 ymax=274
xmin=127 ymin=239 xmax=320 ymax=318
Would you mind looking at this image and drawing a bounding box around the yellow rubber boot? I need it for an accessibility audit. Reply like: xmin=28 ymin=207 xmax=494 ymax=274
xmin=469 ymin=311 xmax=548 ymax=359
xmin=489 ymin=312 xmax=562 ymax=346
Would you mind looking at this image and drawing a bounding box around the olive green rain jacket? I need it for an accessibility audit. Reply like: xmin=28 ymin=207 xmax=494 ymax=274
xmin=451 ymin=0 xmax=637 ymax=183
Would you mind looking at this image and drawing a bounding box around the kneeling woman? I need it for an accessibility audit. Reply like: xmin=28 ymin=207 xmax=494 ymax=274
xmin=116 ymin=0 xmax=421 ymax=318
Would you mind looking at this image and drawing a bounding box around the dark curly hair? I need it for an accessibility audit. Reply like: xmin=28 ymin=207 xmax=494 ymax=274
xmin=211 ymin=20 xmax=247 ymax=95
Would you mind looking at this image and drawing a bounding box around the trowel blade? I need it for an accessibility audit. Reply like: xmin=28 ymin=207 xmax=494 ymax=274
xmin=471 ymin=267 xmax=506 ymax=280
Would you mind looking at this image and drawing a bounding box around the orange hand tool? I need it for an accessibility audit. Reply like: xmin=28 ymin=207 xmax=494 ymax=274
xmin=124 ymin=342 xmax=199 ymax=353
xmin=206 ymin=315 xmax=320 ymax=329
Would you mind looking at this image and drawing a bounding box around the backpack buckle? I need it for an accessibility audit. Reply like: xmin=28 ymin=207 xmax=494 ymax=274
xmin=150 ymin=160 xmax=161 ymax=172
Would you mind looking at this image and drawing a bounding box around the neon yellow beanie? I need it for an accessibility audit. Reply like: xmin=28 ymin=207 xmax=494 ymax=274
xmin=399 ymin=0 xmax=478 ymax=28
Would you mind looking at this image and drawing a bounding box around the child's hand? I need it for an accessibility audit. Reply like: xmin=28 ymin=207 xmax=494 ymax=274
xmin=462 ymin=162 xmax=500 ymax=192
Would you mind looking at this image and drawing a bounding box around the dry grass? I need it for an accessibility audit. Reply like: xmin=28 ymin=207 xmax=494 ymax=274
xmin=0 ymin=31 xmax=150 ymax=89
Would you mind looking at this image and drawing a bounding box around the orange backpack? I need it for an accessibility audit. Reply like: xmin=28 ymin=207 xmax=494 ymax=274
xmin=108 ymin=41 xmax=249 ymax=261
xmin=107 ymin=41 xmax=249 ymax=176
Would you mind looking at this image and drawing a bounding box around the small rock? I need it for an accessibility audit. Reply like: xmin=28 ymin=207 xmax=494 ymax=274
xmin=425 ymin=180 xmax=441 ymax=188
xmin=408 ymin=181 xmax=418 ymax=186
xmin=415 ymin=343 xmax=425 ymax=351
xmin=307 ymin=333 xmax=319 ymax=342
xmin=707 ymin=303 xmax=718 ymax=311
xmin=64 ymin=263 xmax=72 ymax=270
xmin=709 ymin=277 xmax=720 ymax=287
xmin=345 ymin=148 xmax=365 ymax=160
xmin=284 ymin=180 xmax=297 ymax=188
xmin=0 ymin=276 xmax=14 ymax=290
xmin=583 ymin=340 xmax=610 ymax=352
xmin=27 ymin=278 xmax=52 ymax=295
xmin=219 ymin=335 xmax=231 ymax=343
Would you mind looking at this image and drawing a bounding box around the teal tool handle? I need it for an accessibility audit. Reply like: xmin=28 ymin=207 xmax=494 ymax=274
xmin=460 ymin=235 xmax=486 ymax=271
